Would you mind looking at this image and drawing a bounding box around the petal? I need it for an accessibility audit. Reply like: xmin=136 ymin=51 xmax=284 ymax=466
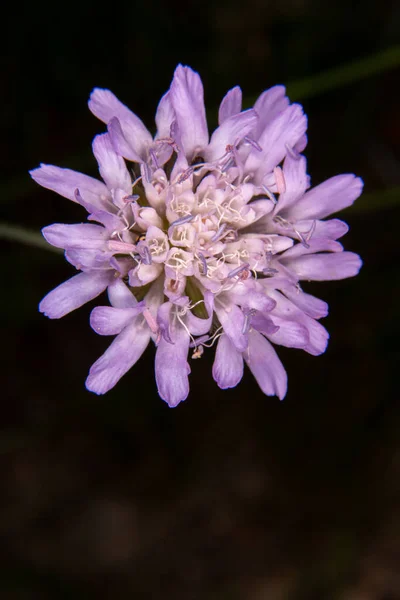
xmin=284 ymin=251 xmax=363 ymax=281
xmin=108 ymin=278 xmax=139 ymax=308
xmin=245 ymin=104 xmax=307 ymax=184
xmin=288 ymin=174 xmax=364 ymax=220
xmin=245 ymin=330 xmax=287 ymax=400
xmin=89 ymin=88 xmax=152 ymax=159
xmin=155 ymin=326 xmax=191 ymax=407
xmin=277 ymin=154 xmax=310 ymax=213
xmin=169 ymin=64 xmax=209 ymax=160
xmin=90 ymin=304 xmax=145 ymax=335
xmin=155 ymin=91 xmax=175 ymax=138
xmin=205 ymin=109 xmax=258 ymax=162
xmin=265 ymin=317 xmax=309 ymax=349
xmin=282 ymin=286 xmax=328 ymax=319
xmin=218 ymin=86 xmax=242 ymax=124
xmin=42 ymin=223 xmax=108 ymax=250
xmin=214 ymin=301 xmax=248 ymax=352
xmin=253 ymin=85 xmax=289 ymax=139
xmin=86 ymin=321 xmax=150 ymax=394
xmin=212 ymin=334 xmax=244 ymax=389
xmin=293 ymin=218 xmax=349 ymax=240
xmin=107 ymin=117 xmax=143 ymax=163
xmin=92 ymin=133 xmax=132 ymax=193
xmin=39 ymin=271 xmax=112 ymax=319
xmin=30 ymin=164 xmax=110 ymax=210
xmin=184 ymin=291 xmax=214 ymax=335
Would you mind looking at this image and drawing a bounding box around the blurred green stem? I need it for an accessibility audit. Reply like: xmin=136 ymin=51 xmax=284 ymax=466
xmin=0 ymin=223 xmax=62 ymax=253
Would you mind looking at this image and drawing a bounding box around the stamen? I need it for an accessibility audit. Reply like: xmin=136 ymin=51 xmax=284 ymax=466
xmin=192 ymin=345 xmax=204 ymax=359
xmin=197 ymin=252 xmax=208 ymax=275
xmin=177 ymin=167 xmax=194 ymax=184
xmin=143 ymin=163 xmax=152 ymax=183
xmin=123 ymin=194 xmax=140 ymax=204
xmin=274 ymin=166 xmax=286 ymax=194
xmin=227 ymin=263 xmax=250 ymax=278
xmin=169 ymin=214 xmax=194 ymax=228
xmin=242 ymin=308 xmax=257 ymax=335
xmin=261 ymin=185 xmax=277 ymax=204
xmin=150 ymin=148 xmax=160 ymax=170
xmin=285 ymin=143 xmax=301 ymax=161
xmin=137 ymin=242 xmax=152 ymax=265
xmin=305 ymin=219 xmax=316 ymax=243
xmin=143 ymin=308 xmax=158 ymax=334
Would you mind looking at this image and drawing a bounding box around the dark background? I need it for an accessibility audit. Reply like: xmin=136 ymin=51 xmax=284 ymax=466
xmin=1 ymin=0 xmax=400 ymax=598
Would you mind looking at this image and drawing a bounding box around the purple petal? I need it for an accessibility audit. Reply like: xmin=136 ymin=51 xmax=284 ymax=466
xmin=108 ymin=279 xmax=139 ymax=308
xmin=218 ymin=86 xmax=243 ymax=125
xmin=288 ymin=174 xmax=364 ymax=221
xmin=42 ymin=223 xmax=108 ymax=250
xmin=245 ymin=330 xmax=287 ymax=400
xmin=284 ymin=251 xmax=363 ymax=281
xmin=205 ymin=109 xmax=258 ymax=162
xmin=277 ymin=155 xmax=310 ymax=213
xmin=212 ymin=334 xmax=244 ymax=389
xmin=89 ymin=88 xmax=152 ymax=160
xmin=86 ymin=321 xmax=150 ymax=394
xmin=30 ymin=164 xmax=110 ymax=210
xmin=250 ymin=313 xmax=280 ymax=336
xmin=184 ymin=292 xmax=214 ymax=335
xmin=155 ymin=91 xmax=175 ymax=138
xmin=245 ymin=104 xmax=307 ymax=184
xmin=265 ymin=317 xmax=309 ymax=349
xmin=292 ymin=218 xmax=349 ymax=241
xmin=39 ymin=271 xmax=112 ymax=319
xmin=90 ymin=304 xmax=145 ymax=335
xmin=214 ymin=301 xmax=248 ymax=352
xmin=92 ymin=133 xmax=132 ymax=192
xmin=282 ymin=287 xmax=328 ymax=319
xmin=107 ymin=117 xmax=143 ymax=163
xmin=169 ymin=64 xmax=209 ymax=160
xmin=155 ymin=326 xmax=191 ymax=407
xmin=253 ymin=85 xmax=289 ymax=139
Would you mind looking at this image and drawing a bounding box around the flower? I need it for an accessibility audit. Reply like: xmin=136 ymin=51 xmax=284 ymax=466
xmin=31 ymin=64 xmax=363 ymax=407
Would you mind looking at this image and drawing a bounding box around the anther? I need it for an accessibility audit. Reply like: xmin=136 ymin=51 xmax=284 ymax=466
xmin=227 ymin=263 xmax=250 ymax=278
xmin=197 ymin=252 xmax=208 ymax=275
xmin=274 ymin=166 xmax=286 ymax=194
xmin=177 ymin=167 xmax=194 ymax=184
xmin=243 ymin=136 xmax=262 ymax=152
xmin=107 ymin=240 xmax=137 ymax=253
xmin=210 ymin=223 xmax=227 ymax=242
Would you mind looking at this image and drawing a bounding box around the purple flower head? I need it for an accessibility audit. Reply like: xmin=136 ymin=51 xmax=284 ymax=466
xmin=31 ymin=64 xmax=363 ymax=406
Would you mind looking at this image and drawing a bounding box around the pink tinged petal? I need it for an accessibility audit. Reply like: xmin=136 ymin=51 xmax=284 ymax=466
xmin=155 ymin=327 xmax=191 ymax=407
xmin=90 ymin=304 xmax=145 ymax=335
xmin=245 ymin=104 xmax=307 ymax=184
xmin=89 ymin=88 xmax=152 ymax=158
xmin=288 ymin=175 xmax=364 ymax=221
xmin=245 ymin=330 xmax=287 ymax=400
xmin=170 ymin=64 xmax=209 ymax=160
xmin=30 ymin=164 xmax=111 ymax=210
xmin=108 ymin=117 xmax=143 ymax=163
xmin=39 ymin=271 xmax=112 ymax=319
xmin=277 ymin=155 xmax=310 ymax=213
xmin=284 ymin=251 xmax=362 ymax=281
xmin=108 ymin=278 xmax=139 ymax=308
xmin=128 ymin=263 xmax=162 ymax=287
xmin=205 ymin=109 xmax=258 ymax=162
xmin=92 ymin=133 xmax=132 ymax=193
xmin=253 ymin=85 xmax=289 ymax=139
xmin=86 ymin=322 xmax=150 ymax=395
xmin=265 ymin=317 xmax=309 ymax=349
xmin=218 ymin=86 xmax=242 ymax=125
xmin=42 ymin=223 xmax=108 ymax=250
xmin=214 ymin=302 xmax=248 ymax=352
xmin=212 ymin=334 xmax=244 ymax=389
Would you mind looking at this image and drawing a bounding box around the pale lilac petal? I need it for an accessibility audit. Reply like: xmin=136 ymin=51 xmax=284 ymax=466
xmin=90 ymin=304 xmax=145 ymax=335
xmin=30 ymin=164 xmax=110 ymax=210
xmin=92 ymin=133 xmax=132 ymax=193
xmin=86 ymin=322 xmax=150 ymax=394
xmin=282 ymin=238 xmax=343 ymax=259
xmin=42 ymin=223 xmax=108 ymax=249
xmin=282 ymin=287 xmax=328 ymax=319
xmin=89 ymin=88 xmax=152 ymax=159
xmin=212 ymin=334 xmax=244 ymax=389
xmin=288 ymin=175 xmax=364 ymax=220
xmin=205 ymin=109 xmax=258 ymax=162
xmin=246 ymin=104 xmax=307 ymax=183
xmin=184 ymin=292 xmax=214 ymax=335
xmin=227 ymin=287 xmax=276 ymax=313
xmin=39 ymin=271 xmax=112 ymax=319
xmin=170 ymin=65 xmax=209 ymax=160
xmin=107 ymin=117 xmax=143 ymax=163
xmin=218 ymin=86 xmax=242 ymax=125
xmin=292 ymin=218 xmax=349 ymax=240
xmin=155 ymin=327 xmax=191 ymax=407
xmin=245 ymin=331 xmax=287 ymax=399
xmin=65 ymin=248 xmax=111 ymax=271
xmin=284 ymin=251 xmax=362 ymax=281
xmin=214 ymin=301 xmax=248 ymax=352
xmin=250 ymin=313 xmax=280 ymax=336
xmin=253 ymin=85 xmax=289 ymax=139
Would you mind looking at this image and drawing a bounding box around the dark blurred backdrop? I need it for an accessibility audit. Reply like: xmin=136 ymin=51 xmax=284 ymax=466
xmin=1 ymin=0 xmax=400 ymax=598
